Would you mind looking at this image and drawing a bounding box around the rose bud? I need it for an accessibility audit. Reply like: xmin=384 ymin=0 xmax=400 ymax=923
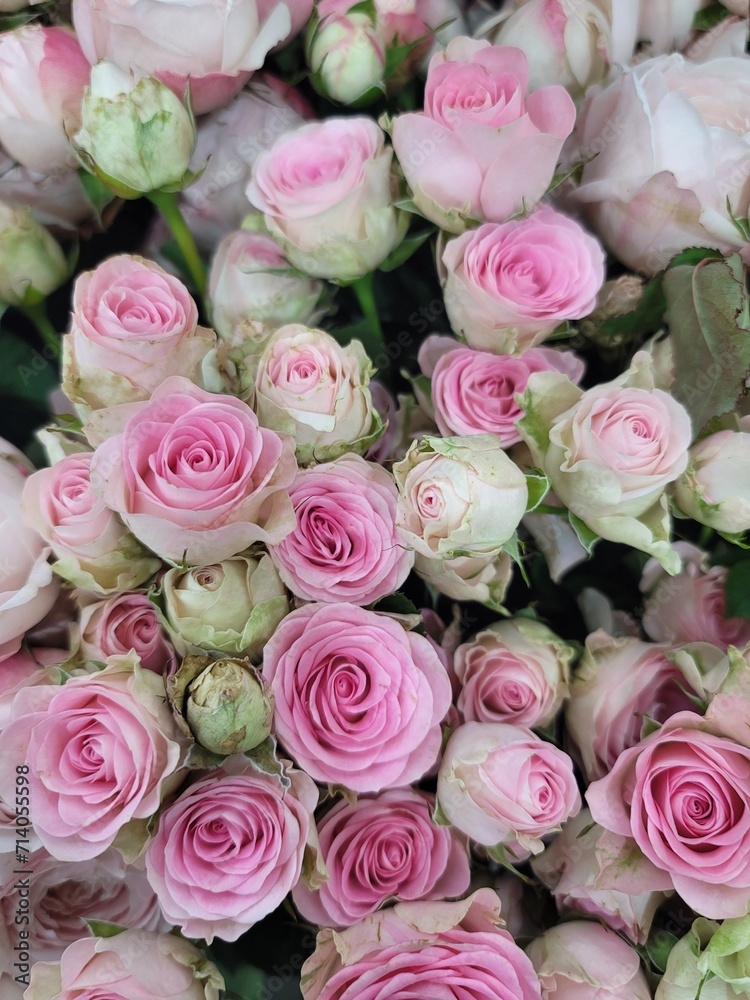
xmin=208 ymin=229 xmax=323 ymax=340
xmin=0 ymin=201 xmax=67 ymax=307
xmin=674 ymin=428 xmax=750 ymax=536
xmin=168 ymin=654 xmax=274 ymax=755
xmin=159 ymin=553 xmax=289 ymax=660
xmin=308 ymin=8 xmax=386 ymax=106
xmin=656 ymin=919 xmax=738 ymax=1000
xmin=74 ymin=62 xmax=196 ymax=199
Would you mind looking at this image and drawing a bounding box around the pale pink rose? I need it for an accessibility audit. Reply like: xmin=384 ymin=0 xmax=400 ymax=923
xmin=390 ymin=37 xmax=576 ymax=232
xmin=208 ymin=230 xmax=323 ymax=339
xmin=566 ymin=631 xmax=724 ymax=782
xmin=414 ymin=550 xmax=513 ymax=608
xmin=394 ymin=435 xmax=528 ymax=559
xmin=24 ymin=930 xmax=223 ymax=1000
xmin=0 ymin=647 xmax=66 ymax=732
xmin=455 ymin=619 xmax=574 ymax=729
xmin=566 ymin=54 xmax=750 ymax=273
xmin=263 ymin=602 xmax=451 ymax=792
xmin=0 ymin=848 xmax=165 ymax=969
xmin=0 ymin=439 xmax=59 ymax=662
xmin=62 ymin=256 xmax=215 ymax=411
xmin=247 ymin=116 xmax=405 ymax=280
xmin=674 ymin=428 xmax=750 ymax=534
xmin=587 ymin=710 xmax=750 ymax=918
xmin=145 ymin=757 xmax=318 ymax=942
xmin=531 ymin=809 xmax=668 ymax=945
xmin=293 ymin=788 xmax=470 ymax=927
xmin=21 ymin=452 xmax=161 ymax=594
xmin=526 ymin=921 xmax=651 ymax=999
xmin=301 ymin=889 xmax=542 ymax=1000
xmin=0 ymin=26 xmax=89 ymax=175
xmin=88 ymin=377 xmax=297 ymax=566
xmin=72 ymin=0 xmax=311 ymax=115
xmin=253 ymin=325 xmax=379 ymax=461
xmin=269 ymin=455 xmax=413 ymax=605
xmin=181 ymin=78 xmax=308 ymax=249
xmin=641 ymin=542 xmax=750 ymax=648
xmin=437 ymin=721 xmax=581 ymax=852
xmin=0 ymin=656 xmax=185 ymax=860
xmin=0 ymin=152 xmax=97 ymax=234
xmin=307 ymin=6 xmax=387 ymax=105
xmin=442 ymin=208 xmax=605 ymax=354
xmin=77 ymin=592 xmax=174 ymax=673
xmin=420 ymin=335 xmax=584 ymax=445
xmin=686 ymin=16 xmax=750 ymax=61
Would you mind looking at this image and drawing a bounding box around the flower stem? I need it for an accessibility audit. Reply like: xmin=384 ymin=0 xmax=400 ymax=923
xmin=20 ymin=301 xmax=60 ymax=358
xmin=148 ymin=189 xmax=207 ymax=301
xmin=352 ymin=271 xmax=385 ymax=362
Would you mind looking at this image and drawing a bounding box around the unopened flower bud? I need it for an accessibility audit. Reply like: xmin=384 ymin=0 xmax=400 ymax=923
xmin=309 ymin=10 xmax=386 ymax=105
xmin=0 ymin=201 xmax=67 ymax=306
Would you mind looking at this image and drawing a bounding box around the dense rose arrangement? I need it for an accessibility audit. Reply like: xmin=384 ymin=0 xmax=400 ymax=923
xmin=2 ymin=1 xmax=750 ymax=999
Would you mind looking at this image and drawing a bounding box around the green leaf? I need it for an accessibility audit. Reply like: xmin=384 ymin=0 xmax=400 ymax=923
xmin=568 ymin=513 xmax=600 ymax=555
xmin=484 ymin=843 xmax=535 ymax=885
xmin=524 ymin=470 xmax=550 ymax=513
xmin=598 ymin=273 xmax=666 ymax=340
xmin=77 ymin=168 xmax=117 ymax=222
xmin=219 ymin=965 xmax=267 ymax=1000
xmin=693 ymin=1 xmax=732 ymax=29
xmin=0 ymin=328 xmax=58 ymax=408
xmin=725 ymin=560 xmax=750 ymax=619
xmin=664 ymin=253 xmax=750 ymax=435
xmin=378 ymin=228 xmax=434 ymax=272
xmin=646 ymin=930 xmax=679 ymax=973
xmin=372 ymin=592 xmax=419 ymax=617
xmin=85 ymin=920 xmax=127 ymax=938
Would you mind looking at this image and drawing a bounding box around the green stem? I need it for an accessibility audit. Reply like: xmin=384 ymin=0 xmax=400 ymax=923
xmin=148 ymin=190 xmax=207 ymax=301
xmin=352 ymin=272 xmax=385 ymax=362
xmin=21 ymin=301 xmax=60 ymax=357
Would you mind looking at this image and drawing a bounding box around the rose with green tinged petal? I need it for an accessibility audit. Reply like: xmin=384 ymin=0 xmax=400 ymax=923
xmin=697 ymin=916 xmax=750 ymax=994
xmin=73 ymin=62 xmax=196 ymax=199
xmin=674 ymin=427 xmax=750 ymax=536
xmin=394 ymin=434 xmax=528 ymax=561
xmin=518 ymin=351 xmax=692 ymax=572
xmin=159 ymin=553 xmax=289 ymax=660
xmin=655 ymin=919 xmax=737 ymax=1000
xmin=167 ymin=654 xmax=274 ymax=755
xmin=0 ymin=201 xmax=67 ymax=307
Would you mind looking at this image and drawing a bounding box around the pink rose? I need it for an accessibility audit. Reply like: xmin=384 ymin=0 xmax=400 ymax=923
xmin=208 ymin=230 xmax=323 ymax=338
xmin=89 ymin=377 xmax=297 ymax=565
xmin=442 ymin=208 xmax=605 ymax=354
xmin=181 ymin=79 xmax=307 ymax=249
xmin=62 ymin=256 xmax=215 ymax=411
xmin=253 ymin=325 xmax=379 ymax=462
xmin=587 ymin=711 xmax=750 ymax=918
xmin=526 ymin=921 xmax=651 ymax=999
xmin=0 ymin=439 xmax=59 ymax=662
xmin=566 ymin=629 xmax=724 ymax=781
xmin=0 ymin=26 xmax=89 ymax=175
xmin=247 ymin=116 xmax=405 ymax=280
xmin=292 ymin=788 xmax=470 ymax=927
xmin=640 ymin=542 xmax=750 ymax=648
xmin=390 ymin=37 xmax=576 ymax=232
xmin=0 ymin=848 xmax=165 ymax=968
xmin=76 ymin=592 xmax=174 ymax=674
xmin=566 ymin=54 xmax=750 ymax=273
xmin=24 ymin=930 xmax=223 ymax=1000
xmin=269 ymin=455 xmax=413 ymax=605
xmin=263 ymin=603 xmax=452 ymax=792
xmin=0 ymin=647 xmax=66 ymax=732
xmin=531 ymin=809 xmax=667 ymax=945
xmin=145 ymin=757 xmax=318 ymax=942
xmin=420 ymin=335 xmax=584 ymax=446
xmin=437 ymin=721 xmax=581 ymax=852
xmin=21 ymin=451 xmax=161 ymax=594
xmin=301 ymin=889 xmax=542 ymax=1000
xmin=455 ymin=619 xmax=574 ymax=729
xmin=0 ymin=656 xmax=185 ymax=860
xmin=72 ymin=0 xmax=311 ymax=115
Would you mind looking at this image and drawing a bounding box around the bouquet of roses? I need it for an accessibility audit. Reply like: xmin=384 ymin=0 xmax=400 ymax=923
xmin=1 ymin=0 xmax=750 ymax=997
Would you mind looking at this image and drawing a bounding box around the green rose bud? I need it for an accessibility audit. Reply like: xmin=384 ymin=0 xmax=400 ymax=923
xmin=168 ymin=654 xmax=274 ymax=756
xmin=0 ymin=201 xmax=67 ymax=307
xmin=73 ymin=61 xmax=196 ymax=199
